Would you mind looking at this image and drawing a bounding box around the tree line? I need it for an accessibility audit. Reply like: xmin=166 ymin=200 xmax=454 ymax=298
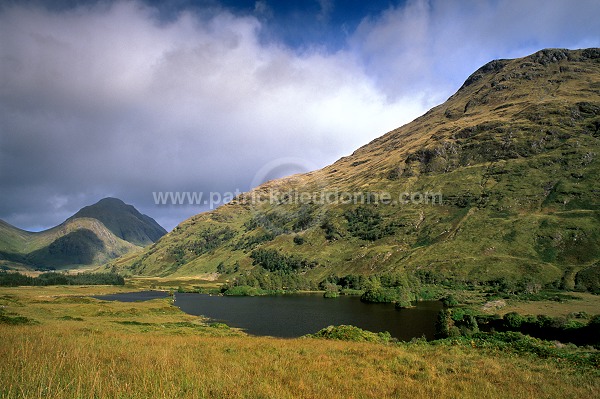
xmin=0 ymin=271 xmax=125 ymax=286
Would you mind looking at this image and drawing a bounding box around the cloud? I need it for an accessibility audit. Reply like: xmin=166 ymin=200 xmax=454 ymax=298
xmin=1 ymin=0 xmax=599 ymax=231
xmin=316 ymin=0 xmax=334 ymax=23
xmin=0 ymin=0 xmax=422 ymax=231
xmin=350 ymin=0 xmax=600 ymax=101
xmin=253 ymin=0 xmax=273 ymax=20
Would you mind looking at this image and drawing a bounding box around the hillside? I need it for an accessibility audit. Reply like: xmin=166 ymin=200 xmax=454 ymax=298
xmin=0 ymin=198 xmax=166 ymax=270
xmin=112 ymin=48 xmax=600 ymax=290
xmin=69 ymin=197 xmax=167 ymax=246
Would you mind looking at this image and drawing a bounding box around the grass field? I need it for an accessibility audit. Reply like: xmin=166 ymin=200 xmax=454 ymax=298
xmin=1 ymin=285 xmax=599 ymax=398
xmin=492 ymin=292 xmax=600 ymax=318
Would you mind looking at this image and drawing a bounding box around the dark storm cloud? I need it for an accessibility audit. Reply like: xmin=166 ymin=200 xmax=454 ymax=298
xmin=0 ymin=0 xmax=418 ymax=230
xmin=1 ymin=0 xmax=599 ymax=231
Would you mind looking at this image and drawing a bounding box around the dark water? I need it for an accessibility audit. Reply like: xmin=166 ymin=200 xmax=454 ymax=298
xmin=175 ymin=293 xmax=442 ymax=340
xmin=93 ymin=290 xmax=169 ymax=302
xmin=93 ymin=291 xmax=441 ymax=340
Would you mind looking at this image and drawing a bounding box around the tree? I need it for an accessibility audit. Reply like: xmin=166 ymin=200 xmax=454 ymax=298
xmin=434 ymin=309 xmax=454 ymax=339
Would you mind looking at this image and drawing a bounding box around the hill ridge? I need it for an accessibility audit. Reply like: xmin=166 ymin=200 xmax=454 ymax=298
xmin=69 ymin=197 xmax=167 ymax=246
xmin=106 ymin=48 xmax=600 ymax=293
xmin=0 ymin=198 xmax=165 ymax=270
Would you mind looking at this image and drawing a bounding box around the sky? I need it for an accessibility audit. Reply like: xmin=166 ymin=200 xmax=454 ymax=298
xmin=1 ymin=0 xmax=599 ymax=232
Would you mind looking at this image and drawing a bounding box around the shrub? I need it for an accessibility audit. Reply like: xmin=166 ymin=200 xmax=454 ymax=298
xmin=323 ymin=283 xmax=340 ymax=298
xmin=442 ymin=295 xmax=459 ymax=307
xmin=504 ymin=312 xmax=525 ymax=329
xmin=344 ymin=206 xmax=395 ymax=241
xmin=216 ymin=262 xmax=226 ymax=274
xmin=360 ymin=274 xmax=418 ymax=305
xmin=459 ymin=315 xmax=479 ymax=336
xmin=320 ymin=218 xmax=341 ymax=241
xmin=337 ymin=274 xmax=367 ymax=290
xmin=222 ymin=285 xmax=266 ymax=296
xmin=434 ymin=309 xmax=453 ymax=339
xmin=0 ymin=309 xmax=35 ymax=325
xmin=291 ymin=205 xmax=314 ymax=231
xmin=235 ymin=232 xmax=275 ymax=250
xmin=306 ymin=325 xmax=393 ymax=343
xmin=250 ymin=248 xmax=316 ymax=273
xmin=225 ymin=267 xmax=316 ymax=292
xmin=575 ymin=263 xmax=600 ymax=293
xmin=361 ymin=287 xmax=398 ymax=303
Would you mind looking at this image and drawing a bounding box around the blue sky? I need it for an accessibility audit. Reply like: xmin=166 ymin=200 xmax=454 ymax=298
xmin=1 ymin=0 xmax=600 ymax=231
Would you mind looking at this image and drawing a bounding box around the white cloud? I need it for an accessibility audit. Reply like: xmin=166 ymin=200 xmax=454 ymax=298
xmin=1 ymin=0 xmax=599 ymax=230
xmin=0 ymin=0 xmax=423 ymax=230
xmin=350 ymin=0 xmax=600 ymax=102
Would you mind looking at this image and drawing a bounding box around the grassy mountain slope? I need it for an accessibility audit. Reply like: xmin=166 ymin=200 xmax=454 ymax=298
xmin=0 ymin=220 xmax=31 ymax=254
xmin=69 ymin=197 xmax=167 ymax=246
xmin=0 ymin=217 xmax=140 ymax=270
xmin=0 ymin=220 xmax=34 ymax=267
xmin=25 ymin=218 xmax=141 ymax=268
xmin=0 ymin=198 xmax=166 ymax=270
xmin=113 ymin=48 xmax=600 ymax=288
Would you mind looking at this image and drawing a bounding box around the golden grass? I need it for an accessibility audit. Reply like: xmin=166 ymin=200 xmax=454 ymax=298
xmin=1 ymin=286 xmax=599 ymax=399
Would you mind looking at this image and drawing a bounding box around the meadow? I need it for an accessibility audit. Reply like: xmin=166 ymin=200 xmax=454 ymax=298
xmin=0 ymin=284 xmax=599 ymax=398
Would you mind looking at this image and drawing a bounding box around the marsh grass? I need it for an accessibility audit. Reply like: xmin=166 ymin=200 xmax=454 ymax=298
xmin=0 ymin=286 xmax=598 ymax=399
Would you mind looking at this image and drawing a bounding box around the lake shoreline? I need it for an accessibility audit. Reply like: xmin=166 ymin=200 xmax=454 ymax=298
xmin=97 ymin=290 xmax=442 ymax=340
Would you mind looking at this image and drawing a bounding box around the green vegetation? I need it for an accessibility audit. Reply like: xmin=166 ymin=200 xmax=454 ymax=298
xmin=344 ymin=206 xmax=396 ymax=241
xmin=430 ymin=332 xmax=600 ymax=370
xmin=109 ymin=49 xmax=600 ymax=295
xmin=320 ymin=216 xmax=342 ymax=241
xmin=167 ymin=227 xmax=236 ymax=266
xmin=5 ymin=48 xmax=600 ymax=398
xmin=360 ymin=273 xmax=420 ymax=307
xmin=0 ymin=197 xmax=164 ymax=270
xmin=575 ymin=263 xmax=600 ymax=293
xmin=434 ymin=304 xmax=600 ymax=347
xmin=306 ymin=325 xmax=393 ymax=343
xmin=221 ymin=267 xmax=317 ymax=293
xmin=243 ymin=205 xmax=316 ymax=237
xmin=69 ymin=197 xmax=167 ymax=246
xmin=250 ymin=248 xmax=317 ymax=273
xmin=30 ymin=229 xmax=105 ymax=266
xmin=318 ymin=272 xmax=431 ymax=306
xmin=1 ymin=285 xmax=599 ymax=399
xmin=0 ymin=271 xmax=125 ymax=286
xmin=0 ymin=308 xmax=35 ymax=325
xmin=222 ymin=285 xmax=267 ymax=296
xmin=322 ymin=283 xmax=340 ymax=298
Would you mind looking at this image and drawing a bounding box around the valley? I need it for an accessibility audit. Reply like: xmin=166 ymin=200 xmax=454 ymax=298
xmin=2 ymin=48 xmax=600 ymax=398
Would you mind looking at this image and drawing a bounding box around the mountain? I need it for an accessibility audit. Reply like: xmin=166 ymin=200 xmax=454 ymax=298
xmin=112 ymin=48 xmax=600 ymax=290
xmin=0 ymin=198 xmax=166 ymax=270
xmin=69 ymin=197 xmax=166 ymax=246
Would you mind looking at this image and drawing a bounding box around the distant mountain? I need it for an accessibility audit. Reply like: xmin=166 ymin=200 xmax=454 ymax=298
xmin=0 ymin=198 xmax=166 ymax=270
xmin=113 ymin=48 xmax=600 ymax=291
xmin=69 ymin=197 xmax=166 ymax=246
